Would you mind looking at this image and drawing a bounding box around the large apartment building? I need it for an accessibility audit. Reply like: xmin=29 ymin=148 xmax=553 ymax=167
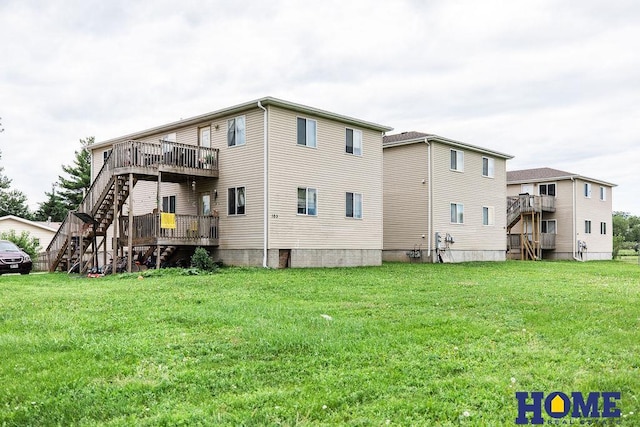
xmin=507 ymin=167 xmax=616 ymax=260
xmin=43 ymin=97 xmax=392 ymax=271
xmin=383 ymin=132 xmax=513 ymax=263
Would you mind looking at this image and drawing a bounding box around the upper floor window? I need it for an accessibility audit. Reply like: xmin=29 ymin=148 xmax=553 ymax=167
xmin=450 ymin=149 xmax=464 ymax=172
xmin=539 ymin=183 xmax=556 ymax=197
xmin=584 ymin=183 xmax=592 ymax=198
xmin=345 ymin=128 xmax=362 ymax=156
xmin=541 ymin=220 xmax=556 ymax=234
xmin=600 ymin=222 xmax=607 ymax=235
xmin=297 ymin=118 xmax=317 ymax=148
xmin=450 ymin=203 xmax=464 ymax=224
xmin=585 ymin=220 xmax=592 ymax=234
xmin=297 ymin=187 xmax=317 ymax=215
xmin=482 ymin=157 xmax=494 ymax=178
xmin=600 ymin=186 xmax=606 ymax=201
xmin=228 ymin=186 xmax=246 ymax=215
xmin=103 ymin=149 xmax=112 ymax=164
xmin=482 ymin=206 xmax=494 ymax=226
xmin=346 ymin=192 xmax=363 ymax=219
xmin=227 ymin=116 xmax=246 ymax=147
xmin=162 ymin=195 xmax=176 ymax=213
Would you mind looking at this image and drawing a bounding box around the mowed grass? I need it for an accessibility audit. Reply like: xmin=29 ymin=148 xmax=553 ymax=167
xmin=1 ymin=261 xmax=639 ymax=426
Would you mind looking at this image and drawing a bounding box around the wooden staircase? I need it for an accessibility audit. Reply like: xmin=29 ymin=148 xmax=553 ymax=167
xmin=45 ymin=151 xmax=135 ymax=273
xmin=506 ymin=194 xmax=556 ymax=261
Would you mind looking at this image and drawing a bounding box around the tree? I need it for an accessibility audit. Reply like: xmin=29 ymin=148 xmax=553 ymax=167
xmin=57 ymin=137 xmax=92 ymax=211
xmin=0 ymin=189 xmax=32 ymax=219
xmin=0 ymin=229 xmax=40 ymax=259
xmin=34 ymin=184 xmax=67 ymax=222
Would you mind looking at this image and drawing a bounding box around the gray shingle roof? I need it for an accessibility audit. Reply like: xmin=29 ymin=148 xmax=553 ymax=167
xmin=507 ymin=167 xmax=576 ymax=182
xmin=507 ymin=167 xmax=616 ymax=187
xmin=383 ymin=131 xmax=433 ymax=144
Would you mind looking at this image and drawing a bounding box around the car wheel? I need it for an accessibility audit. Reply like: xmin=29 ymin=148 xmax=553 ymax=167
xmin=20 ymin=271 xmax=30 ymax=275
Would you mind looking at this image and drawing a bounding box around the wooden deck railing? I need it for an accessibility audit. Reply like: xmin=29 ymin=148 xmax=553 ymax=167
xmin=120 ymin=213 xmax=219 ymax=245
xmin=111 ymin=140 xmax=219 ymax=171
xmin=507 ymin=194 xmax=556 ymax=228
xmin=508 ymin=233 xmax=556 ymax=250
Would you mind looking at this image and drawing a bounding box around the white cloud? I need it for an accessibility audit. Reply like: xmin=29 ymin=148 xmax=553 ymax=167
xmin=0 ymin=0 xmax=638 ymax=214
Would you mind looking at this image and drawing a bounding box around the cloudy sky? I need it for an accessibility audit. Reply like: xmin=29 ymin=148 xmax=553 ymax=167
xmin=1 ymin=0 xmax=639 ymax=214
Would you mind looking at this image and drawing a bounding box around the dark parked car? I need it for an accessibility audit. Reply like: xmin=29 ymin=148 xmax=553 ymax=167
xmin=0 ymin=240 xmax=32 ymax=275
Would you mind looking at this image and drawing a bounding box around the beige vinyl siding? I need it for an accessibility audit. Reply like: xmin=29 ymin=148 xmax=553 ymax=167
xmin=267 ymin=106 xmax=383 ymax=250
xmin=211 ymin=108 xmax=264 ymax=250
xmin=575 ymin=178 xmax=613 ymax=255
xmin=431 ymin=142 xmax=507 ymax=251
xmin=382 ymin=143 xmax=429 ymax=250
xmin=0 ymin=219 xmax=57 ymax=251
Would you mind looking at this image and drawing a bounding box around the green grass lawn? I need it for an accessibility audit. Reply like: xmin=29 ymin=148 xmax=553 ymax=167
xmin=1 ymin=261 xmax=639 ymax=426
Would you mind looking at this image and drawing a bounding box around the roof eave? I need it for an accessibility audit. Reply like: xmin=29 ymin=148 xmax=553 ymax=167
xmin=90 ymin=96 xmax=393 ymax=150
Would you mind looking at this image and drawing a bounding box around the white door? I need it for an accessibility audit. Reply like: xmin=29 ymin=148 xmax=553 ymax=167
xmin=521 ymin=184 xmax=534 ymax=194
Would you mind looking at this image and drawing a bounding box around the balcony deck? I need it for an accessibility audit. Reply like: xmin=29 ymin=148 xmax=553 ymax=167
xmin=120 ymin=213 xmax=219 ymax=248
xmin=111 ymin=140 xmax=219 ymax=181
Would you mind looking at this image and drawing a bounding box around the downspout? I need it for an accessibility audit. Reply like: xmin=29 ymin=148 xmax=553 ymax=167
xmin=258 ymin=101 xmax=269 ymax=268
xmin=426 ymin=138 xmax=432 ymax=259
xmin=571 ymin=177 xmax=580 ymax=261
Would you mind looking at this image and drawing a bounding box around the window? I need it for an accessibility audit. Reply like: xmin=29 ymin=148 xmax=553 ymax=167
xmin=228 ymin=187 xmax=246 ymax=215
xmin=346 ymin=192 xmax=363 ymax=219
xmin=103 ymin=149 xmax=112 ymax=164
xmin=227 ymin=116 xmax=246 ymax=147
xmin=482 ymin=157 xmax=494 ymax=178
xmin=584 ymin=183 xmax=592 ymax=198
xmin=297 ymin=117 xmax=317 ymax=148
xmin=482 ymin=206 xmax=495 ymax=226
xmin=600 ymin=186 xmax=606 ymax=201
xmin=585 ymin=220 xmax=592 ymax=234
xmin=450 ymin=149 xmax=464 ymax=171
xmin=539 ymin=183 xmax=556 ymax=197
xmin=162 ymin=195 xmax=176 ymax=213
xmin=600 ymin=222 xmax=607 ymax=235
xmin=297 ymin=187 xmax=317 ymax=215
xmin=541 ymin=220 xmax=557 ymax=234
xmin=450 ymin=203 xmax=464 ymax=224
xmin=346 ymin=128 xmax=362 ymax=156
xmin=201 ymin=193 xmax=211 ymax=216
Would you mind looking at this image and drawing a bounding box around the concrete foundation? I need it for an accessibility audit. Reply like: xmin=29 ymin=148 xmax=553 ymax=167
xmin=213 ymin=248 xmax=382 ymax=268
xmin=383 ymin=249 xmax=506 ymax=263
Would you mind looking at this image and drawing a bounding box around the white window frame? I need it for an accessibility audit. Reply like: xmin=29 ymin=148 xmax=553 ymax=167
xmin=482 ymin=206 xmax=495 ymax=226
xmin=228 ymin=186 xmax=246 ymax=215
xmin=297 ymin=117 xmax=317 ymax=148
xmin=450 ymin=149 xmax=464 ymax=172
xmin=539 ymin=183 xmax=556 ymax=197
xmin=227 ymin=116 xmax=246 ymax=147
xmin=600 ymin=221 xmax=607 ymax=235
xmin=541 ymin=219 xmax=557 ymax=234
xmin=345 ymin=128 xmax=362 ymax=156
xmin=584 ymin=183 xmax=592 ymax=198
xmin=585 ymin=220 xmax=592 ymax=234
xmin=297 ymin=187 xmax=317 ymax=216
xmin=482 ymin=157 xmax=494 ymax=178
xmin=450 ymin=203 xmax=464 ymax=224
xmin=600 ymin=186 xmax=606 ymax=201
xmin=346 ymin=192 xmax=363 ymax=219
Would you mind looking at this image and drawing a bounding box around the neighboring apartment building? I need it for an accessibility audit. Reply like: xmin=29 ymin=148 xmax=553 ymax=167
xmin=42 ymin=97 xmax=392 ymax=272
xmin=506 ymin=167 xmax=616 ymax=260
xmin=383 ymin=131 xmax=513 ymax=263
xmin=0 ymin=215 xmax=60 ymax=250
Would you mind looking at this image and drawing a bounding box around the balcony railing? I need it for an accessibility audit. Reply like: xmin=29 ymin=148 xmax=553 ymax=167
xmin=111 ymin=140 xmax=219 ymax=172
xmin=508 ymin=233 xmax=556 ymax=250
xmin=120 ymin=213 xmax=219 ymax=246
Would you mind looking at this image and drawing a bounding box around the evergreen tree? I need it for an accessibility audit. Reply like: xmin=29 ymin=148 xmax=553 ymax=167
xmin=34 ymin=185 xmax=67 ymax=222
xmin=57 ymin=137 xmax=92 ymax=211
xmin=0 ymin=189 xmax=33 ymax=219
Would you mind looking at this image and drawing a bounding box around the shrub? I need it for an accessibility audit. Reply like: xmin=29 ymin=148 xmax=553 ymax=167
xmin=0 ymin=230 xmax=40 ymax=259
xmin=190 ymin=247 xmax=217 ymax=272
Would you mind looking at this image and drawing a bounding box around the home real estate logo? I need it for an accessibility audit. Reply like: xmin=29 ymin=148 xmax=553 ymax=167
xmin=515 ymin=391 xmax=621 ymax=424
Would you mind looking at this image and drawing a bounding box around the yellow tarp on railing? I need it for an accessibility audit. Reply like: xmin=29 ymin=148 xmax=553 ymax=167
xmin=160 ymin=213 xmax=176 ymax=229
